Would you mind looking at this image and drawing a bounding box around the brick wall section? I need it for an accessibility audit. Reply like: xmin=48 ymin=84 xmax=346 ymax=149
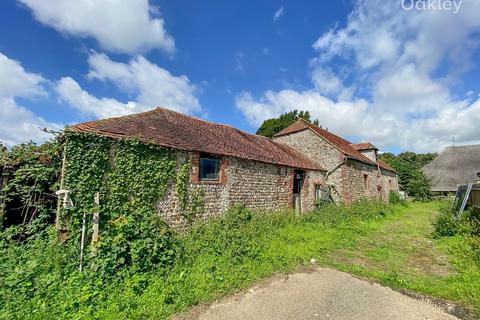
xmin=302 ymin=171 xmax=327 ymax=212
xmin=157 ymin=151 xmax=320 ymax=227
xmin=274 ymin=129 xmax=345 ymax=202
xmin=339 ymin=159 xmax=399 ymax=202
xmin=274 ymin=129 xmax=342 ymax=169
xmin=274 ymin=129 xmax=399 ymax=204
xmin=226 ymin=157 xmax=294 ymax=210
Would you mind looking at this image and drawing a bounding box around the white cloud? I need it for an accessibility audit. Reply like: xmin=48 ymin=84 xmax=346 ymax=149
xmin=372 ymin=63 xmax=449 ymax=115
xmin=0 ymin=53 xmax=61 ymax=145
xmin=0 ymin=98 xmax=59 ymax=146
xmin=87 ymin=53 xmax=201 ymax=114
xmin=274 ymin=6 xmax=284 ymax=22
xmin=237 ymin=0 xmax=480 ymax=152
xmin=55 ymin=77 xmax=145 ymax=118
xmin=235 ymin=90 xmax=369 ymax=136
xmin=0 ymin=53 xmax=46 ymax=98
xmin=310 ymin=68 xmax=344 ymax=96
xmin=19 ymin=0 xmax=175 ymax=55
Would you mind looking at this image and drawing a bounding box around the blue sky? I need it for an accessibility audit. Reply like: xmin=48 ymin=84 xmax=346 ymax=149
xmin=1 ymin=0 xmax=480 ymax=153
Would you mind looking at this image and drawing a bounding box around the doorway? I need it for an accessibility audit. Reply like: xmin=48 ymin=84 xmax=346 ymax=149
xmin=293 ymin=170 xmax=305 ymax=214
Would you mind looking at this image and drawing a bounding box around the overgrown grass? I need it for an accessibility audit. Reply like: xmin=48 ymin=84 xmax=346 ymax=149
xmin=1 ymin=201 xmax=479 ymax=319
xmin=321 ymin=202 xmax=480 ymax=316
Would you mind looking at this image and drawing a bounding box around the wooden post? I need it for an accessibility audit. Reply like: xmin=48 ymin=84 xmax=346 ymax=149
xmin=55 ymin=144 xmax=67 ymax=231
xmin=79 ymin=211 xmax=87 ymax=271
xmin=91 ymin=192 xmax=100 ymax=247
xmin=0 ymin=174 xmax=7 ymax=226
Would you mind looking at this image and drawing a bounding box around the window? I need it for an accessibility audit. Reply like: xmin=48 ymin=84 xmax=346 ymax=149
xmin=363 ymin=174 xmax=368 ymax=189
xmin=199 ymin=154 xmax=220 ymax=180
xmin=389 ymin=179 xmax=392 ymax=188
xmin=377 ymin=185 xmax=383 ymax=200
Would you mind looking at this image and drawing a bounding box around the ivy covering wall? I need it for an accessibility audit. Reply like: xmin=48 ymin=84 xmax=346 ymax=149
xmin=61 ymin=132 xmax=186 ymax=274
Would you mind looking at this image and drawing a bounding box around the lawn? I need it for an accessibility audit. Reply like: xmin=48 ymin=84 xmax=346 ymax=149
xmin=318 ymin=202 xmax=480 ymax=316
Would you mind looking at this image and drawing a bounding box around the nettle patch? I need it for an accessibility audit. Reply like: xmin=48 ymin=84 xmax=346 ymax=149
xmin=62 ymin=133 xmax=204 ymax=275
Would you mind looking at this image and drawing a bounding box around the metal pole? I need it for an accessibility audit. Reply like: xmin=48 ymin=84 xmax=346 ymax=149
xmin=79 ymin=211 xmax=87 ymax=271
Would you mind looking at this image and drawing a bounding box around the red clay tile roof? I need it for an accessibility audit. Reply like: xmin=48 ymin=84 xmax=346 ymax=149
xmin=275 ymin=119 xmax=395 ymax=173
xmin=67 ymin=107 xmax=324 ymax=171
xmin=351 ymin=142 xmax=378 ymax=151
xmin=377 ymin=159 xmax=395 ymax=172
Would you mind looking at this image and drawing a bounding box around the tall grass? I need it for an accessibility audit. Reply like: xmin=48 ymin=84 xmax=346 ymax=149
xmin=0 ymin=200 xmax=397 ymax=319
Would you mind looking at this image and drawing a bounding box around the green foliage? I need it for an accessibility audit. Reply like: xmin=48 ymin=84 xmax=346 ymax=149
xmin=187 ymin=186 xmax=205 ymax=223
xmin=0 ymin=142 xmax=6 ymax=161
xmin=2 ymin=200 xmax=480 ymax=318
xmin=63 ymin=133 xmax=180 ymax=276
xmin=305 ymin=199 xmax=393 ymax=227
xmin=433 ymin=211 xmax=463 ymax=238
xmin=256 ymin=110 xmax=319 ymax=138
xmin=94 ymin=215 xmax=181 ymax=276
xmin=380 ymin=152 xmax=436 ymax=200
xmin=0 ymin=139 xmax=61 ymax=238
xmin=314 ymin=199 xmax=331 ymax=210
xmin=175 ymin=160 xmax=205 ymax=224
xmin=0 ymin=200 xmax=396 ymax=319
xmin=388 ymin=190 xmax=401 ymax=204
xmin=432 ymin=205 xmax=480 ymax=262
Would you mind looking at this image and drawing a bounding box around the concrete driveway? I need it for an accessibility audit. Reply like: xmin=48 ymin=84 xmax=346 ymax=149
xmin=176 ymin=268 xmax=461 ymax=320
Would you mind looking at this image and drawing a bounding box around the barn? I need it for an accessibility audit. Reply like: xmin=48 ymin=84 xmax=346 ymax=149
xmin=423 ymin=144 xmax=480 ymax=193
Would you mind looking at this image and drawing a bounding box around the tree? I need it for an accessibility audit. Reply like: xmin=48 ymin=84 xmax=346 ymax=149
xmin=256 ymin=110 xmax=319 ymax=138
xmin=379 ymin=152 xmax=437 ymax=200
xmin=0 ymin=139 xmax=61 ymax=237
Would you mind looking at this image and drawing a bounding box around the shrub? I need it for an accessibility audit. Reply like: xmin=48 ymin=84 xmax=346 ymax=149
xmin=389 ymin=190 xmax=401 ymax=204
xmin=93 ymin=213 xmax=182 ymax=277
xmin=432 ymin=205 xmax=473 ymax=239
xmin=433 ymin=212 xmax=462 ymax=238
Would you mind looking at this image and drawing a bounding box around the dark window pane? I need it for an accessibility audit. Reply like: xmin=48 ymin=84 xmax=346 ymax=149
xmin=199 ymin=156 xmax=220 ymax=180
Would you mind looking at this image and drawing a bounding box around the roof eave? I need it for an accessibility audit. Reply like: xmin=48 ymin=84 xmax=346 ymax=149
xmin=66 ymin=127 xmax=324 ymax=172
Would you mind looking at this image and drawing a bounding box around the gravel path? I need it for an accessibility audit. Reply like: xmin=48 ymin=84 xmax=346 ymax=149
xmin=176 ymin=268 xmax=459 ymax=320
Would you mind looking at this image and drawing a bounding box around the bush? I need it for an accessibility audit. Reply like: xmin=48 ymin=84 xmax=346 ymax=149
xmin=433 ymin=212 xmax=462 ymax=238
xmin=432 ymin=205 xmax=474 ymax=239
xmin=389 ymin=190 xmax=401 ymax=204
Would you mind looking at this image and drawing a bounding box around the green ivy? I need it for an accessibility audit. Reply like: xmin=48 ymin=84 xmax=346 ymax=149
xmin=188 ymin=186 xmax=205 ymax=222
xmin=175 ymin=159 xmax=205 ymax=224
xmin=62 ymin=133 xmax=180 ymax=275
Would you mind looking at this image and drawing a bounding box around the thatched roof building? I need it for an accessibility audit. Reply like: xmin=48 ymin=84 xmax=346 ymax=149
xmin=423 ymin=144 xmax=480 ymax=192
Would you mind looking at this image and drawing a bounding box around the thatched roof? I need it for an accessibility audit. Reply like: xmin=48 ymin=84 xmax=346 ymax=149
xmin=423 ymin=145 xmax=480 ymax=192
